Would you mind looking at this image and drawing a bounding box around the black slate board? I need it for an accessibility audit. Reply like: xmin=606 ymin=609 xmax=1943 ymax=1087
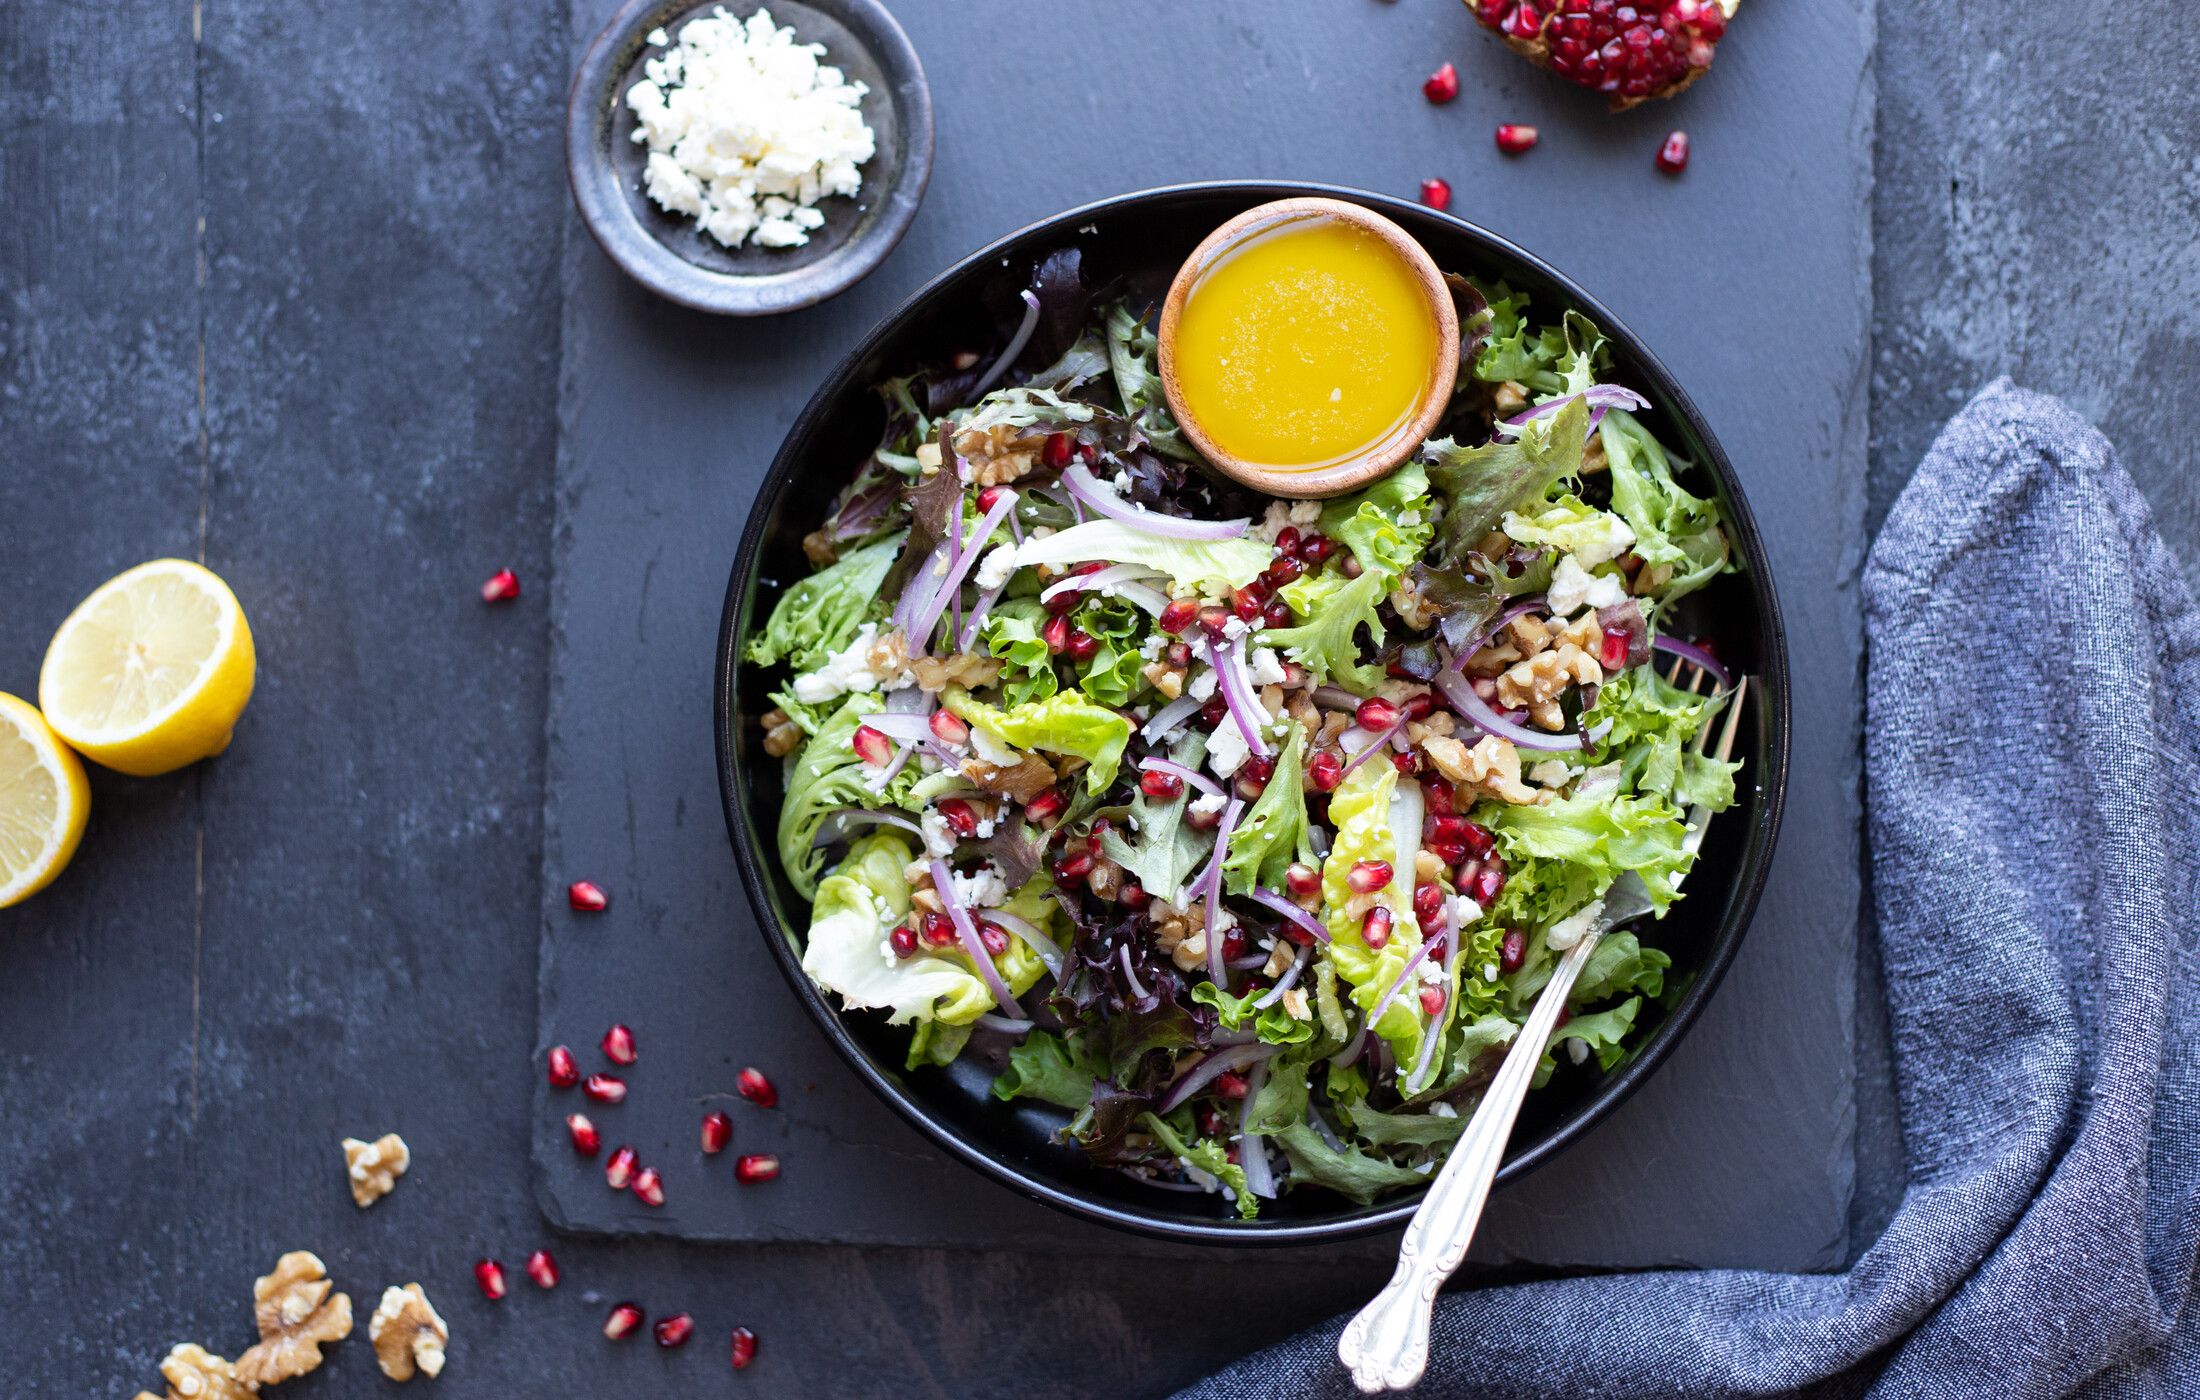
xmin=536 ymin=0 xmax=1870 ymax=1265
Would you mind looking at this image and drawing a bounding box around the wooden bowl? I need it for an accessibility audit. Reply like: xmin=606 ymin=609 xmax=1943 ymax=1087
xmin=1156 ymin=196 xmax=1459 ymax=499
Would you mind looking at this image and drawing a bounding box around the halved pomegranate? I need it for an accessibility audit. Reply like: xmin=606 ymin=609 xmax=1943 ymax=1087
xmin=1469 ymin=0 xmax=1738 ymax=109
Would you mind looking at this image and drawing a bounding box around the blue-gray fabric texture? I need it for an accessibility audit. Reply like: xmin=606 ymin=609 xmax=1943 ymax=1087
xmin=1175 ymin=380 xmax=2200 ymax=1398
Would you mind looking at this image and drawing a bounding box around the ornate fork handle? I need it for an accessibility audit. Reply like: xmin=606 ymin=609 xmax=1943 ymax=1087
xmin=1337 ymin=929 xmax=1602 ymax=1393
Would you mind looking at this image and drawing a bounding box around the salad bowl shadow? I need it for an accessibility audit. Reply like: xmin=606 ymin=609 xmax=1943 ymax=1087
xmin=714 ymin=181 xmax=1790 ymax=1244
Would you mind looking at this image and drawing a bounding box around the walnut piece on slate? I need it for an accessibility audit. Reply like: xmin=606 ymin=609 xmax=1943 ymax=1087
xmin=233 ymin=1251 xmax=353 ymax=1388
xmin=132 ymin=1342 xmax=252 ymax=1400
xmin=369 ymin=1283 xmax=450 ymax=1381
xmin=341 ymin=1132 xmax=412 ymax=1208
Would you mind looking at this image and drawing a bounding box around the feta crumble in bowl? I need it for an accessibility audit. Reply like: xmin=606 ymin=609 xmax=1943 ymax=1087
xmin=568 ymin=0 xmax=932 ymax=315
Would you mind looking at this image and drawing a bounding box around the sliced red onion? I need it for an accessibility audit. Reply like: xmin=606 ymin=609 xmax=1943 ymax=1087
xmin=1228 ymin=952 xmax=1269 ymax=970
xmin=976 ymin=1013 xmax=1034 ymax=1035
xmin=864 ymin=740 xmax=916 ymax=793
xmin=1118 ymin=945 xmax=1151 ymax=1005
xmin=981 ymin=908 xmax=1065 ymax=979
xmin=908 ymin=490 xmax=1016 ymax=655
xmin=1652 ymin=633 xmax=1733 ymax=691
xmin=1448 ymin=598 xmax=1548 ymax=673
xmin=1252 ymin=944 xmax=1312 ymax=1010
xmin=1156 ymin=1042 xmax=1278 ymax=1114
xmin=931 ymin=857 xmax=1025 ymax=1019
xmin=1435 ymin=667 xmax=1581 ymax=751
xmin=1496 ymin=384 xmax=1649 ymax=436
xmin=1201 ymin=798 xmax=1247 ymax=987
xmin=1338 ymin=719 xmax=1403 ymax=780
xmin=809 ymin=808 xmax=926 ymax=849
xmin=1249 ymin=888 xmax=1330 ymax=945
xmin=968 ymin=289 xmax=1040 ymax=401
xmin=889 ymin=538 xmax=954 ymax=640
xmin=1365 ymin=939 xmax=1436 ymax=1034
xmin=1039 ymin=563 xmax=1165 ymax=605
xmin=1062 ymin=462 xmax=1249 ymax=541
xmin=955 ymin=491 xmax=1020 ymax=651
xmin=1238 ymin=1060 xmax=1277 ymax=1199
xmin=861 ymin=712 xmax=943 ymax=746
xmin=1138 ymin=756 xmax=1222 ymax=797
xmin=1208 ymin=636 xmax=1271 ymax=759
xmin=1142 ymin=694 xmax=1203 ymax=744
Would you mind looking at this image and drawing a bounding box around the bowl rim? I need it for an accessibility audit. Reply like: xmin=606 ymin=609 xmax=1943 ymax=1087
xmin=713 ymin=179 xmax=1792 ymax=1245
xmin=564 ymin=0 xmax=935 ymax=317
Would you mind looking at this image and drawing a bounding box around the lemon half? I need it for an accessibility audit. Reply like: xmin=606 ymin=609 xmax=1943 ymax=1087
xmin=39 ymin=559 xmax=256 ymax=777
xmin=0 ymin=693 xmax=91 ymax=908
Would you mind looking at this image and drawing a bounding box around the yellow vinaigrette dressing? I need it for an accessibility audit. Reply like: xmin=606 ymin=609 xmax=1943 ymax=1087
xmin=1171 ymin=217 xmax=1443 ymax=472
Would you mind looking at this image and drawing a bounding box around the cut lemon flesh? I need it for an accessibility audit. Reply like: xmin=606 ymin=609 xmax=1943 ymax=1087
xmin=0 ymin=693 xmax=90 ymax=908
xmin=39 ymin=559 xmax=256 ymax=777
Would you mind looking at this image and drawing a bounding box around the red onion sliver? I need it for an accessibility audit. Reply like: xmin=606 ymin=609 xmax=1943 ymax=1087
xmin=982 ymin=908 xmax=1064 ymax=979
xmin=976 ymin=1013 xmax=1034 ymax=1035
xmin=930 ymin=858 xmax=1025 ymax=1019
xmin=908 ymin=490 xmax=1015 ymax=655
xmin=890 ymin=539 xmax=953 ymax=640
xmin=1138 ymin=756 xmax=1223 ymax=797
xmin=1338 ymin=720 xmax=1403 ymax=780
xmin=1208 ymin=637 xmax=1271 ymax=758
xmin=1436 ymin=667 xmax=1581 ymax=751
xmin=1039 ymin=563 xmax=1165 ymax=605
xmin=1651 ymin=634 xmax=1733 ymax=691
xmin=1365 ymin=939 xmax=1436 ymax=1034
xmin=1202 ymin=798 xmax=1246 ymax=987
xmin=1496 ymin=384 xmax=1649 ymax=436
xmin=1156 ymin=1042 xmax=1278 ymax=1114
xmin=1251 ymin=944 xmax=1311 ymax=1010
xmin=809 ymin=808 xmax=926 ymax=849
xmin=1142 ymin=694 xmax=1203 ymax=745
xmin=1061 ymin=462 xmax=1249 ymax=541
xmin=1249 ymin=888 xmax=1330 ymax=945
xmin=1118 ymin=945 xmax=1151 ymax=1005
xmin=968 ymin=290 xmax=1040 ymax=401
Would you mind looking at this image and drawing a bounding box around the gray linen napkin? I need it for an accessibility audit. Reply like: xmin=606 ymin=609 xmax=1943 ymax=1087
xmin=1175 ymin=380 xmax=2200 ymax=1398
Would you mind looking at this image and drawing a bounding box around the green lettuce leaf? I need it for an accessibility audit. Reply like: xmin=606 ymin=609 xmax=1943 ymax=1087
xmin=1488 ymin=788 xmax=1694 ymax=914
xmin=990 ymin=1030 xmax=1099 ymax=1111
xmin=1223 ymin=723 xmax=1312 ymax=896
xmin=1067 ymin=594 xmax=1149 ymax=709
xmin=1106 ymin=302 xmax=1195 ymax=461
xmin=905 ymin=1019 xmax=972 ymax=1070
xmin=1138 ymin=1112 xmax=1258 ymax=1219
xmin=1012 ymin=520 xmax=1271 ymax=595
xmin=1598 ymin=410 xmax=1731 ymax=607
xmin=1551 ymin=995 xmax=1644 ymax=1073
xmin=778 ymin=695 xmax=898 ymax=900
xmin=1321 ymin=462 xmax=1435 ymax=576
xmin=1423 ymin=396 xmax=1589 ymax=564
xmin=1676 ymin=751 xmax=1742 ymax=811
xmin=945 ymin=688 xmax=1132 ymax=793
xmin=1470 ymin=281 xmax=1567 ymax=392
xmin=1500 ymin=494 xmax=1636 ymax=567
xmin=799 ymin=833 xmax=997 ymax=1026
xmin=1268 ymin=567 xmax=1391 ymax=696
xmin=980 ymin=598 xmax=1060 ymax=707
xmin=1340 ymin=1100 xmax=1467 ymax=1151
xmin=1320 ymin=761 xmax=1426 ymax=1066
xmin=1191 ymin=979 xmax=1315 ymax=1047
xmin=745 ymin=533 xmax=902 ymax=672
xmin=1100 ymin=732 xmax=1212 ymax=902
xmin=1572 ymin=930 xmax=1671 ymax=1004
xmin=1252 ymin=1057 xmax=1428 ymax=1204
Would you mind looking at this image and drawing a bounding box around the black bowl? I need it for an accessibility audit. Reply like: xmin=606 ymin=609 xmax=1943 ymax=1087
xmin=714 ymin=181 xmax=1790 ymax=1244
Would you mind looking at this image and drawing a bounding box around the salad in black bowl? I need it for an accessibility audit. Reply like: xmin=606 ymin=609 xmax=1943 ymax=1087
xmin=719 ymin=183 xmax=1786 ymax=1240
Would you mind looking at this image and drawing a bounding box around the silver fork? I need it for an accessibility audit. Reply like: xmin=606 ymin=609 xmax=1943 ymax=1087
xmin=1338 ymin=667 xmax=1749 ymax=1393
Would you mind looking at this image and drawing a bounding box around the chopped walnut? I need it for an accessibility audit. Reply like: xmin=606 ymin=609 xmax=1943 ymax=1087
xmin=1142 ymin=661 xmax=1185 ymax=700
xmin=863 ymin=629 xmax=911 ymax=683
xmin=1492 ymin=380 xmax=1530 ymax=415
xmin=1413 ymin=849 xmax=1446 ymax=884
xmin=1390 ymin=583 xmax=1437 ymax=631
xmin=1170 ymin=930 xmax=1208 ymax=973
xmin=953 ymin=423 xmax=1043 ymax=487
xmin=910 ymin=652 xmax=1002 ymax=691
xmin=1261 ymin=941 xmax=1295 ymax=978
xmin=1495 ymin=644 xmax=1603 ymax=729
xmin=1632 ymin=560 xmax=1674 ymax=595
xmin=1424 ymin=734 xmax=1545 ymax=806
xmin=140 ymin=1343 xmax=250 ymax=1400
xmin=1280 ymin=987 xmax=1312 ymax=1021
xmin=801 ymin=529 xmax=838 ymax=568
xmin=760 ymin=707 xmax=803 ymax=758
xmin=340 ymin=1133 xmax=410 ymax=1209
xmin=234 ymin=1252 xmax=353 ymax=1390
xmin=960 ymin=755 xmax=1056 ymax=804
xmin=1404 ymin=712 xmax=1455 ymax=745
xmin=1579 ymin=433 xmax=1609 ymax=476
xmin=1086 ymin=856 xmax=1123 ymax=902
xmin=1284 ymin=690 xmax=1320 ymax=736
xmin=1315 ymin=710 xmax=1352 ymax=752
xmin=1555 ymin=612 xmax=1604 ymax=654
xmin=369 ymin=1284 xmax=449 ymax=1382
xmin=1465 ymin=639 xmax=1522 ymax=677
xmin=1259 ymin=683 xmax=1286 ymax=718
xmin=1505 ymin=614 xmax=1554 ymax=657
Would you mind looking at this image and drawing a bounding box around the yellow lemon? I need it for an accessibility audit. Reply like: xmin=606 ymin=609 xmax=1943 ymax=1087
xmin=0 ymin=693 xmax=91 ymax=908
xmin=39 ymin=559 xmax=257 ymax=777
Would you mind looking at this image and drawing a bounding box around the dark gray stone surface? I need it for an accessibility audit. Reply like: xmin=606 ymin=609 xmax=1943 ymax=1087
xmin=540 ymin=0 xmax=1868 ymax=1274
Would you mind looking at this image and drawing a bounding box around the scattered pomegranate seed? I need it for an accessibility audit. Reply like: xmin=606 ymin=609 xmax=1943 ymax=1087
xmin=1418 ymin=177 xmax=1452 ymax=211
xmin=1307 ymin=750 xmax=1345 ymax=793
xmin=1423 ymin=61 xmax=1460 ymax=102
xmin=1066 ymin=627 xmax=1099 ymax=662
xmin=1424 ymin=774 xmax=1457 ymax=811
xmin=546 ymin=1045 xmax=579 ymax=1089
xmin=1468 ymin=863 xmax=1507 ymax=903
xmin=1600 ymin=628 xmax=1631 ymax=669
xmin=1347 ymin=859 xmax=1394 ymax=894
xmin=1500 ymin=927 xmax=1529 ymax=973
xmin=1140 ymin=768 xmax=1185 ymax=800
xmin=1285 ymin=862 xmax=1323 ymax=899
xmin=1461 ymin=820 xmax=1496 ymax=858
xmin=1221 ymin=927 xmax=1249 ymax=961
xmin=977 ymin=918 xmax=1010 ymax=956
xmin=1472 ymin=676 xmax=1499 ymax=701
xmin=1052 ymin=849 xmax=1096 ymax=884
xmin=1120 ymin=880 xmax=1150 ymax=909
xmin=568 ymin=880 xmax=609 ymax=912
xmin=1196 ymin=604 xmax=1233 ymax=640
xmin=480 ymin=568 xmax=521 ymax=603
xmin=1215 ymin=1069 xmax=1250 ymax=1099
xmin=1041 ymin=613 xmax=1071 ymax=654
xmin=1263 ymin=556 xmax=1305 ymax=590
xmin=583 ymin=1073 xmax=627 ymax=1104
xmin=654 ymin=1312 xmax=696 ymax=1348
xmin=1495 ymin=123 xmax=1540 ymax=154
xmin=889 ymin=923 xmax=919 ymax=958
xmin=1299 ymin=533 xmax=1337 ymax=565
xmin=929 ymin=710 xmax=970 ymax=745
xmin=735 ymin=1153 xmax=781 ymax=1184
xmin=601 ymin=1023 xmax=637 ymax=1066
xmin=1184 ymin=796 xmax=1224 ymax=831
xmin=1390 ymin=750 xmax=1421 ymax=777
xmin=919 ymin=910 xmax=956 ymax=947
xmin=1024 ymin=788 xmax=1066 ymax=826
xmin=1259 ymin=597 xmax=1291 ymax=629
xmin=1362 ymin=906 xmax=1393 ymax=950
xmin=632 ymin=1165 xmax=666 ymax=1207
xmin=1657 ymin=129 xmax=1690 ymax=172
xmin=603 ymin=1303 xmax=645 ymax=1341
xmin=472 ymin=1258 xmax=507 ymax=1300
xmin=1355 ymin=697 xmax=1400 ymax=731
xmin=1401 ymin=693 xmax=1436 ymax=722
xmin=937 ymin=796 xmax=979 ymax=839
xmin=1274 ymin=526 xmax=1303 ymax=557
xmin=567 ymin=1113 xmax=602 ymax=1156
xmin=851 ymin=724 xmax=893 ymax=767
xmin=1420 ymin=984 xmax=1448 ymax=1016
xmin=730 ymin=1326 xmax=759 ymax=1370
xmin=737 ymin=1067 xmax=777 ymax=1108
xmin=1157 ymin=597 xmax=1199 ymax=634
xmin=525 ymin=1249 xmax=559 ymax=1289
xmin=949 ymin=349 xmax=981 ymax=371
xmin=605 ymin=1145 xmax=637 ymax=1190
xmin=1412 ymin=882 xmax=1445 ymax=921
xmin=976 ymin=485 xmax=1006 ymax=513
xmin=1042 ymin=432 xmax=1074 ymax=469
xmin=1166 ymin=640 xmax=1194 ymax=669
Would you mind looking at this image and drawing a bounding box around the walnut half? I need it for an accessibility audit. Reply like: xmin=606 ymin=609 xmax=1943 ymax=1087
xmin=134 ymin=1343 xmax=251 ymax=1400
xmin=234 ymin=1251 xmax=353 ymax=1389
xmin=341 ymin=1132 xmax=411 ymax=1208
xmin=369 ymin=1283 xmax=450 ymax=1381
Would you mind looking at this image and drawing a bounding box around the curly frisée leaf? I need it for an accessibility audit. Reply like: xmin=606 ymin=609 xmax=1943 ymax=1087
xmin=990 ymin=1029 xmax=1099 ymax=1110
xmin=1106 ymin=302 xmax=1196 ymax=461
xmin=746 ymin=532 xmax=902 ymax=672
xmin=1012 ymin=521 xmax=1270 ymax=596
xmin=1424 ymin=396 xmax=1588 ymax=564
xmin=800 ymin=833 xmax=997 ymax=1026
xmin=1268 ymin=569 xmax=1391 ymax=696
xmin=945 ymin=688 xmax=1131 ymax=793
xmin=1138 ymin=1111 xmax=1258 ymax=1219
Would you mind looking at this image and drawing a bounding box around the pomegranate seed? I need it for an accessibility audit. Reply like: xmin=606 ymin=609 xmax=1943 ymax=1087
xmin=1390 ymin=750 xmax=1421 ymax=776
xmin=1024 ymin=787 xmax=1066 ymax=826
xmin=1121 ymin=880 xmax=1150 ymax=909
xmin=653 ymin=1312 xmax=697 ymax=1348
xmin=1468 ymin=863 xmax=1507 ymax=903
xmin=1495 ymin=123 xmax=1540 ymax=154
xmin=1222 ymin=927 xmax=1249 ymax=961
xmin=1140 ymin=768 xmax=1185 ymax=800
xmin=1285 ymin=862 xmax=1322 ymax=898
xmin=1401 ymin=693 xmax=1436 ymax=722
xmin=567 ymin=1113 xmax=602 ymax=1156
xmin=1413 ymin=882 xmax=1445 ymax=921
xmin=1600 ymin=627 xmax=1632 ymax=669
xmin=1166 ymin=640 xmax=1194 ymax=669
xmin=1657 ymin=129 xmax=1690 ymax=173
xmin=1418 ymin=177 xmax=1453 ymax=211
xmin=1420 ymin=984 xmax=1448 ymax=1016
xmin=1233 ymin=770 xmax=1269 ymax=801
xmin=851 ymin=724 xmax=893 ymax=767
xmin=1042 ymin=432 xmax=1074 ymax=469
xmin=1451 ymin=821 xmax=1490 ymax=859
xmin=1053 ymin=849 xmax=1096 ymax=884
xmin=603 ymin=1303 xmax=645 ymax=1341
xmin=1500 ymin=927 xmax=1529 ymax=973
xmin=1262 ymin=597 xmax=1295 ymax=629
xmin=1425 ymin=774 xmax=1457 ymax=812
xmin=1042 ymin=584 xmax=1081 ymax=616
xmin=1355 ymin=697 xmax=1400 ymax=731
xmin=1184 ymin=797 xmax=1224 ymax=831
xmin=546 ymin=1045 xmax=579 ymax=1089
xmin=1429 ymin=839 xmax=1468 ymax=865
xmin=976 ymin=485 xmax=1006 ymax=513
xmin=632 ymin=1165 xmax=665 ymax=1207
xmin=702 ymin=1110 xmax=733 ymax=1154
xmin=1504 ymin=2 xmax=1541 ymax=38
xmin=1362 ymin=906 xmax=1393 ymax=950
xmin=735 ymin=1153 xmax=781 ymax=1184
xmin=937 ymin=796 xmax=979 ymax=838
xmin=737 ymin=1066 xmax=777 ymax=1108
xmin=601 ymin=1023 xmax=637 ymax=1066
xmin=1232 ymin=586 xmax=1266 ymax=622
xmin=583 ymin=1073 xmax=626 ymax=1104
xmin=1041 ymin=613 xmax=1071 ymax=654
xmin=1196 ymin=1104 xmax=1227 ymax=1137
xmin=978 ymin=918 xmax=1010 ymax=956
xmin=1275 ymin=526 xmax=1303 ymax=557
xmin=480 ymin=568 xmax=520 ymax=603
xmin=1066 ymin=627 xmax=1099 ymax=662
xmin=1423 ymin=61 xmax=1460 ymax=102
xmin=730 ymin=1327 xmax=759 ymax=1370
xmin=1263 ymin=555 xmax=1305 ymax=589
xmin=473 ymin=1259 xmax=507 ymax=1301
xmin=1347 ymin=859 xmax=1393 ymax=893
xmin=1158 ymin=597 xmax=1200 ymax=634
xmin=1215 ymin=1069 xmax=1250 ymax=1100
xmin=1307 ymin=750 xmax=1345 ymax=793
xmin=568 ymin=880 xmax=609 ymax=912
xmin=889 ymin=924 xmax=918 ymax=958
xmin=525 ymin=1249 xmax=559 ymax=1290
xmin=1299 ymin=533 xmax=1336 ymax=565
xmin=605 ymin=1145 xmax=637 ymax=1190
xmin=919 ymin=910 xmax=955 ymax=947
xmin=929 ymin=710 xmax=970 ymax=745
xmin=1196 ymin=605 xmax=1233 ymax=640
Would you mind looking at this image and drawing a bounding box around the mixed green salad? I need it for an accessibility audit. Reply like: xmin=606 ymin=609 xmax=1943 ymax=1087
xmin=748 ymin=249 xmax=1744 ymax=1216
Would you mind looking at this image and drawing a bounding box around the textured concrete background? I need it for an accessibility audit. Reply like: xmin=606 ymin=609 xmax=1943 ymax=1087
xmin=1 ymin=0 xmax=2195 ymax=1396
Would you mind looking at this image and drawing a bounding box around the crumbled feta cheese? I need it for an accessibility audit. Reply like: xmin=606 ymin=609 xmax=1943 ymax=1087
xmin=1528 ymin=759 xmax=1573 ymax=787
xmin=972 ymin=816 xmax=997 ymax=839
xmin=1138 ymin=633 xmax=1165 ymax=663
xmin=1206 ymin=721 xmax=1250 ymax=778
xmin=1188 ymin=791 xmax=1226 ymax=822
xmin=1251 ymin=501 xmax=1291 ymax=544
xmin=1545 ymin=897 xmax=1605 ymax=951
xmin=949 ymin=863 xmax=1008 ymax=911
xmin=919 ymin=807 xmax=957 ymax=858
xmin=1398 ymin=509 xmax=1423 ymax=528
xmin=625 ymin=7 xmax=875 ymax=251
xmin=1566 ymin=1039 xmax=1590 ymax=1065
xmin=1245 ymin=646 xmax=1286 ymax=687
xmin=1447 ymin=894 xmax=1480 ymax=927
xmin=1483 ymin=961 xmax=1500 ymax=982
xmin=1546 ymin=554 xmax=1628 ymax=618
xmin=974 ymin=544 xmax=1017 ymax=591
xmin=1221 ymin=616 xmax=1249 ymax=641
xmin=790 ymin=623 xmax=880 ymax=704
xmin=1287 ymin=500 xmax=1321 ymax=526
xmin=1187 ymin=667 xmax=1218 ymax=702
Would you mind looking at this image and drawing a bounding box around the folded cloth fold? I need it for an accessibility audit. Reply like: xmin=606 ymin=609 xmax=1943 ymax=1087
xmin=1174 ymin=380 xmax=2200 ymax=1399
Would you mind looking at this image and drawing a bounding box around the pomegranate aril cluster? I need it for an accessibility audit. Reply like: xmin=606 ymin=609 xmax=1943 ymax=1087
xmin=1475 ymin=0 xmax=1731 ymax=108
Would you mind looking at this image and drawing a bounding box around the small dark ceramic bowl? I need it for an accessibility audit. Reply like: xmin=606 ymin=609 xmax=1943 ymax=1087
xmin=715 ymin=182 xmax=1791 ymax=1244
xmin=566 ymin=0 xmax=932 ymax=316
